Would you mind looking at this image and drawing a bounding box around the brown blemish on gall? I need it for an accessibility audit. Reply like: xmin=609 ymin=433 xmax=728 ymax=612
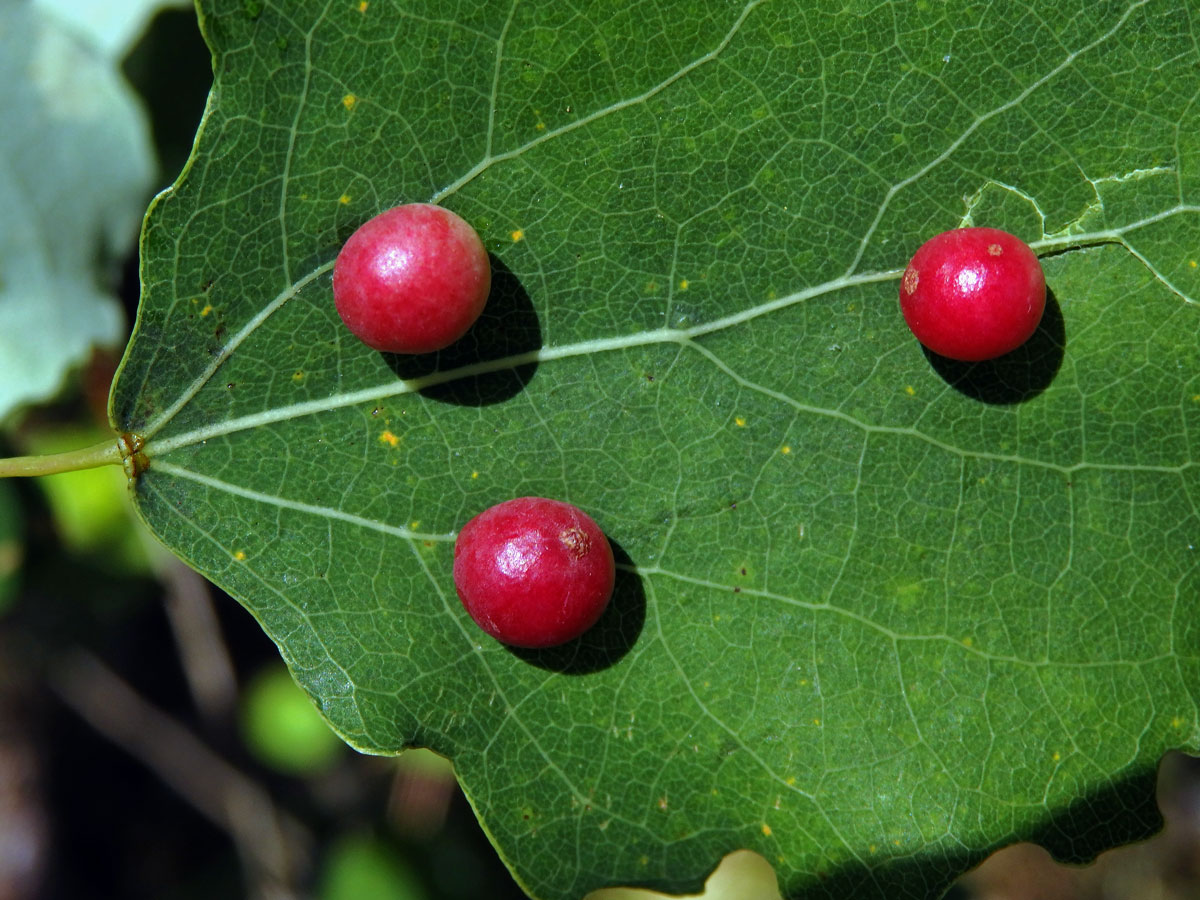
xmin=559 ymin=527 xmax=590 ymax=557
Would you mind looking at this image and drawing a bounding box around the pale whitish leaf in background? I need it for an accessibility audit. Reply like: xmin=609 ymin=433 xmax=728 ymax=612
xmin=0 ymin=1 xmax=154 ymax=422
xmin=33 ymin=0 xmax=191 ymax=60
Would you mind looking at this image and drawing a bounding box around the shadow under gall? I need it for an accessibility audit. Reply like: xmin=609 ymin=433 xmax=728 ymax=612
xmin=507 ymin=540 xmax=645 ymax=675
xmin=385 ymin=255 xmax=541 ymax=406
xmin=924 ymin=288 xmax=1065 ymax=405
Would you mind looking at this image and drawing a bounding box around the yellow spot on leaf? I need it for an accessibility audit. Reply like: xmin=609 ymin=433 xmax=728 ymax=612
xmin=735 ymin=416 xmax=746 ymax=427
xmin=640 ymin=856 xmax=649 ymax=866
xmin=786 ymin=776 xmax=796 ymax=785
xmin=812 ymin=718 xmax=821 ymax=726
xmin=510 ymin=229 xmax=524 ymax=242
xmin=471 ymin=471 xmax=479 ymax=479
xmin=342 ymin=93 xmax=357 ymax=110
xmin=870 ymin=844 xmax=877 ymax=854
xmin=357 ymin=0 xmax=367 ymax=11
xmin=292 ymin=371 xmax=304 ymax=382
xmin=961 ymin=636 xmax=973 ymax=647
xmin=379 ymin=430 xmax=399 ymax=447
xmin=1190 ymin=260 xmax=1198 ymax=268
xmin=410 ymin=521 xmax=420 ymax=530
xmin=657 ymin=797 xmax=668 ymax=811
xmin=780 ymin=445 xmax=791 ymax=454
xmin=1172 ymin=716 xmax=1185 ymax=728
xmin=761 ymin=824 xmax=772 ymax=837
xmin=679 ymin=279 xmax=689 ymax=290
xmin=535 ymin=121 xmax=546 ymax=131
xmin=200 ymin=304 xmax=213 ymax=317
xmin=905 ymin=385 xmax=915 ymax=396
xmin=1052 ymin=751 xmax=1061 ymax=761
xmin=234 ymin=550 xmax=246 ymax=561
xmin=339 ymin=194 xmax=351 ymax=205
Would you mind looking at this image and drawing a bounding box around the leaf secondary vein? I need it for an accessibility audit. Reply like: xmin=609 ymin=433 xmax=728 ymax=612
xmin=845 ymin=0 xmax=1152 ymax=277
xmin=431 ymin=0 xmax=767 ymax=204
xmin=151 ymin=460 xmax=454 ymax=541
xmin=640 ymin=565 xmax=1180 ymax=670
xmin=143 ymin=456 xmax=1186 ymax=676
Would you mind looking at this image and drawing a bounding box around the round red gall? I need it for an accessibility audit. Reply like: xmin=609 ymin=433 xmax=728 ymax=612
xmin=453 ymin=497 xmax=615 ymax=649
xmin=332 ymin=203 xmax=491 ymax=354
xmin=899 ymin=226 xmax=1046 ymax=362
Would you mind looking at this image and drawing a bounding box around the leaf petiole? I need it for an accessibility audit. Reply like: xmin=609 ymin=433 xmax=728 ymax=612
xmin=0 ymin=438 xmax=125 ymax=478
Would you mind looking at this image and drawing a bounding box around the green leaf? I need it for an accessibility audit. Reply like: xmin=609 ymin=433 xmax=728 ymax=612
xmin=113 ymin=1 xmax=1200 ymax=897
xmin=0 ymin=1 xmax=154 ymax=422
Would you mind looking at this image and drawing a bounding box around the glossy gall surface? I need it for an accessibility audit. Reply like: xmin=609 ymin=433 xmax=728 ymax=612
xmin=332 ymin=203 xmax=491 ymax=354
xmin=899 ymin=227 xmax=1046 ymax=361
xmin=453 ymin=497 xmax=615 ymax=649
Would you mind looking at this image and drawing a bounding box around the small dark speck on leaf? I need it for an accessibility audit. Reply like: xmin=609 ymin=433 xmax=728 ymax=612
xmin=226 ymin=383 xmax=235 ymax=389
xmin=733 ymin=586 xmax=741 ymax=593
xmin=740 ymin=567 xmax=746 ymax=576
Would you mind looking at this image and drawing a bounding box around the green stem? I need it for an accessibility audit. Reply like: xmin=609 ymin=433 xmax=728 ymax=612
xmin=0 ymin=439 xmax=125 ymax=478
